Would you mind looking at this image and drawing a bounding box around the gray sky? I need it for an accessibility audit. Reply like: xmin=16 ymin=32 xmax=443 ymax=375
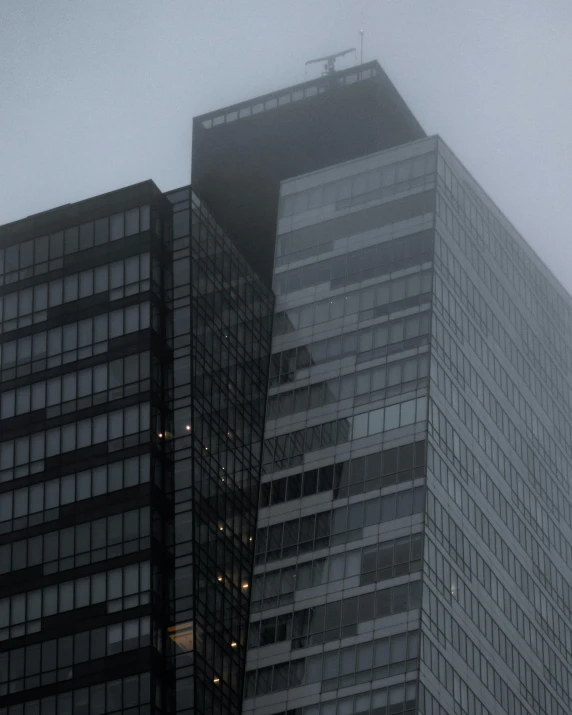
xmin=1 ymin=0 xmax=571 ymax=290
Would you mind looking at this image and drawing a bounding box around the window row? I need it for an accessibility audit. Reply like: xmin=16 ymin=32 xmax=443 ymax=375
xmin=0 ymin=561 xmax=150 ymax=640
xmin=273 ymin=229 xmax=433 ymax=294
xmin=434 ymin=325 xmax=568 ymax=494
xmin=435 ymin=249 xmax=570 ymax=431
xmin=201 ymin=67 xmax=376 ymax=130
xmin=0 ymin=352 xmax=150 ymax=420
xmin=255 ymin=486 xmax=425 ymax=564
xmin=437 ymin=257 xmax=572 ymax=441
xmin=425 ymin=532 xmax=572 ymax=711
xmin=0 ymin=205 xmax=150 ymax=280
xmin=425 ymin=504 xmax=572 ymax=685
xmin=430 ymin=401 xmax=570 ymax=570
xmin=260 ymin=440 xmax=426 ymax=508
xmin=352 ymin=396 xmax=428 ymax=440
xmin=271 ymin=311 xmax=431 ymax=384
xmin=268 ymin=353 xmax=429 ymax=415
xmin=437 ymin=196 xmax=571 ymax=375
xmin=279 ymin=152 xmax=437 ymax=219
xmin=440 ymin=148 xmax=572 ymax=337
xmin=427 ymin=481 xmax=572 ymax=660
xmin=0 ymin=616 xmax=150 ymax=694
xmin=431 ymin=389 xmax=571 ymax=552
xmin=264 ymin=397 xmax=428 ymax=473
xmin=0 ymin=403 xmax=150 ymax=484
xmin=0 ymin=508 xmax=150 ymax=576
xmin=245 ymin=629 xmax=419 ymax=697
xmin=0 ymin=302 xmax=151 ymax=375
xmin=434 ymin=307 xmax=572 ymax=476
xmin=429 ymin=436 xmax=572 ymax=623
xmin=423 ymin=613 xmax=549 ymax=715
xmin=0 ymin=253 xmax=150 ymax=334
xmin=433 ymin=326 xmax=570 ymax=513
xmin=430 ymin=436 xmax=569 ymax=615
xmin=270 ymin=681 xmax=417 ymax=715
xmin=275 ymin=190 xmax=434 ymax=267
xmin=0 ymin=671 xmax=152 ymax=715
xmin=360 ymin=532 xmax=424 ymax=586
xmin=425 ymin=576 xmax=570 ymax=715
xmin=0 ymin=454 xmax=149 ymax=529
xmin=273 ymin=269 xmax=432 ymax=337
xmin=421 ymin=632 xmax=510 ymax=715
xmin=251 ymin=532 xmax=423 ymax=612
xmin=249 ymin=580 xmax=421 ymax=650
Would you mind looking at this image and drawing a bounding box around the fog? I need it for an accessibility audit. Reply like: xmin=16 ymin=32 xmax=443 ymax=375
xmin=1 ymin=0 xmax=571 ymax=290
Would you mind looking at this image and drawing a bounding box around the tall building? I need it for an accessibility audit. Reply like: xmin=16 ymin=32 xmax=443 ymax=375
xmin=0 ymin=183 xmax=274 ymax=715
xmin=214 ymin=72 xmax=570 ymax=715
xmin=2 ymin=58 xmax=572 ymax=715
xmin=245 ymin=138 xmax=433 ymax=715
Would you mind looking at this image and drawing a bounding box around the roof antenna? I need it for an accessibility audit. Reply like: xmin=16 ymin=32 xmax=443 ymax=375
xmin=305 ymin=48 xmax=356 ymax=76
xmin=359 ymin=27 xmax=364 ymax=64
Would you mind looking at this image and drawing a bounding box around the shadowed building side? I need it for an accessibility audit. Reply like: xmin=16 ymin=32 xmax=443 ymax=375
xmin=192 ymin=61 xmax=425 ymax=286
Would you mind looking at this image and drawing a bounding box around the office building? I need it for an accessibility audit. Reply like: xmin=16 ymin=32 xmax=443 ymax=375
xmin=1 ymin=58 xmax=572 ymax=715
xmin=0 ymin=183 xmax=274 ymax=715
xmin=223 ymin=76 xmax=571 ymax=715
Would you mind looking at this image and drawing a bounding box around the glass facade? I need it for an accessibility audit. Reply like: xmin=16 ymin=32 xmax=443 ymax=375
xmin=419 ymin=138 xmax=572 ymax=715
xmin=165 ymin=188 xmax=273 ymax=715
xmin=0 ymin=182 xmax=273 ymax=715
xmin=244 ymin=139 xmax=436 ymax=715
xmin=245 ymin=133 xmax=572 ymax=715
xmin=3 ymin=62 xmax=572 ymax=715
xmin=0 ymin=184 xmax=172 ymax=715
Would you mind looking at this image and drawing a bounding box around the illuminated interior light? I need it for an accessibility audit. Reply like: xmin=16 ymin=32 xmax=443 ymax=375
xmin=158 ymin=433 xmax=163 ymax=438
xmin=167 ymin=622 xmax=194 ymax=652
xmin=217 ymin=576 xmax=223 ymax=582
xmin=185 ymin=425 xmax=191 ymax=431
xmin=219 ymin=525 xmax=224 ymax=531
xmin=231 ymin=641 xmax=237 ymax=648
xmin=241 ymin=582 xmax=248 ymax=589
xmin=213 ymin=677 xmax=220 ymax=684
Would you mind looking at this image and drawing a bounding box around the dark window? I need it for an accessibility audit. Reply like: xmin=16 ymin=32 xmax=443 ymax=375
xmin=20 ymin=240 xmax=34 ymax=268
xmin=94 ymin=217 xmax=109 ymax=245
xmin=302 ymin=470 xmax=317 ymax=496
xmin=79 ymin=222 xmax=94 ymax=250
xmin=64 ymin=226 xmax=79 ymax=254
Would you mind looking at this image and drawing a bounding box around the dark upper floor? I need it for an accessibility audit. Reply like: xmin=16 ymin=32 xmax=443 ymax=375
xmin=192 ymin=60 xmax=425 ymax=286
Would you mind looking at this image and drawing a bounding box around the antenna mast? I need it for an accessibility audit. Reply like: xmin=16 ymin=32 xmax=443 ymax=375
xmin=305 ymin=47 xmax=356 ymax=76
xmin=359 ymin=27 xmax=364 ymax=64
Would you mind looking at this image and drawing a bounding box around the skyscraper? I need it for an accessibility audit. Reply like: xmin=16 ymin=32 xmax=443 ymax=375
xmin=1 ymin=58 xmax=572 ymax=715
xmin=205 ymin=71 xmax=570 ymax=715
xmin=0 ymin=183 xmax=273 ymax=715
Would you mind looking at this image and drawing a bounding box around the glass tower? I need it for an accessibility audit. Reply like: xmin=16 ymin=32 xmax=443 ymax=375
xmin=0 ymin=181 xmax=172 ymax=714
xmin=0 ymin=182 xmax=273 ymax=715
xmin=2 ymin=59 xmax=572 ymax=715
xmin=165 ymin=188 xmax=273 ymax=715
xmin=243 ymin=133 xmax=572 ymax=715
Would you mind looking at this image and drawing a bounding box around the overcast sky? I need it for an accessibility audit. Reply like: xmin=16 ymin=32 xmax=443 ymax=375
xmin=1 ymin=0 xmax=571 ymax=289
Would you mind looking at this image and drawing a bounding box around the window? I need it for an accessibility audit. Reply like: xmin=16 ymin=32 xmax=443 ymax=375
xmin=110 ymin=214 xmax=124 ymax=241
xmin=125 ymin=208 xmax=139 ymax=236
